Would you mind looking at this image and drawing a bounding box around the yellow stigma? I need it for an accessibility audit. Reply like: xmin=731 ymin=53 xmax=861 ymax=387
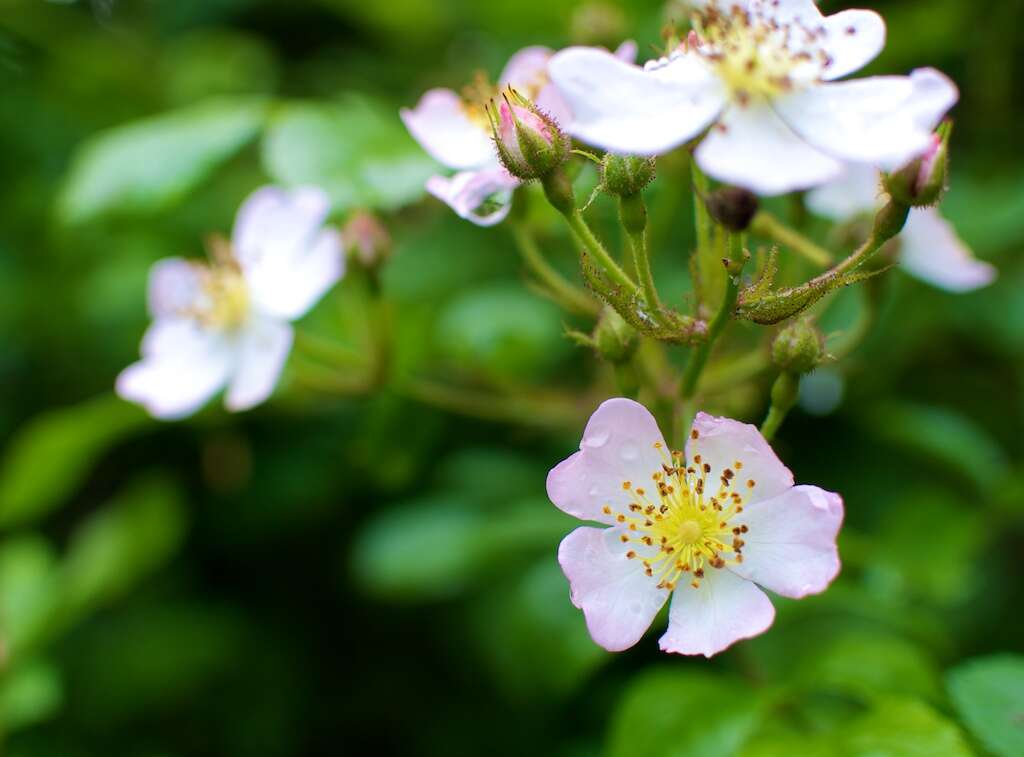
xmin=198 ymin=266 xmax=249 ymax=330
xmin=614 ymin=439 xmax=755 ymax=592
xmin=694 ymin=5 xmax=826 ymax=104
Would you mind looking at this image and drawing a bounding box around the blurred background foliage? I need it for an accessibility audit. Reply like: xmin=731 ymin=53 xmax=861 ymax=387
xmin=0 ymin=0 xmax=1022 ymax=754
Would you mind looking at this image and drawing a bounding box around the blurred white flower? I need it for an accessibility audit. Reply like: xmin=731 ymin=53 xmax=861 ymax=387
xmin=549 ymin=0 xmax=958 ymax=195
xmin=117 ymin=186 xmax=345 ymax=419
xmin=807 ymin=163 xmax=996 ymax=292
xmin=401 ymin=42 xmax=636 ymax=226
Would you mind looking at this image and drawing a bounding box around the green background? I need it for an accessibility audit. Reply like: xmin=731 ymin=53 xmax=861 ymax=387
xmin=0 ymin=0 xmax=1022 ymax=754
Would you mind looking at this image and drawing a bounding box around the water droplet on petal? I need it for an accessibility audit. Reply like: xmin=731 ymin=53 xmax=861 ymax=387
xmin=620 ymin=441 xmax=639 ymax=462
xmin=584 ymin=426 xmax=610 ymax=448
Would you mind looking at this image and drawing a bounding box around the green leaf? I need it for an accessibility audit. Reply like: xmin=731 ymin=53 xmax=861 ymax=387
xmin=0 ymin=658 xmax=63 ymax=733
xmin=862 ymin=401 xmax=1010 ymax=496
xmin=60 ymin=477 xmax=186 ymax=617
xmin=0 ymin=538 xmax=61 ymax=661
xmin=261 ymin=95 xmax=436 ymax=213
xmin=57 ymin=96 xmax=267 ymax=224
xmin=351 ymin=495 xmax=570 ymax=601
xmin=947 ymin=654 xmax=1024 ymax=757
xmin=839 ymin=697 xmax=972 ymax=756
xmin=607 ymin=669 xmax=767 ymax=757
xmin=0 ymin=395 xmax=150 ymax=529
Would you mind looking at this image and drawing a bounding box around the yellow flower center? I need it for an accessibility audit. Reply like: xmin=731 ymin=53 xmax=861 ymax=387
xmin=197 ymin=265 xmax=249 ymax=330
xmin=460 ymin=68 xmax=550 ymax=130
xmin=602 ymin=434 xmax=755 ymax=592
xmin=694 ymin=5 xmax=827 ymax=105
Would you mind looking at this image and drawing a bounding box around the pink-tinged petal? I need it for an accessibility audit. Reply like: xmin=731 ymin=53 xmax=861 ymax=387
xmin=547 ymin=398 xmax=669 ymax=525
xmin=776 ymin=69 xmax=958 ymax=172
xmin=500 ymin=46 xmax=554 ymax=91
xmin=147 ymin=257 xmax=201 ymax=319
xmin=613 ymin=40 xmax=638 ymax=63
xmin=899 ymin=209 xmax=997 ymax=293
xmin=232 ymin=185 xmax=330 ymax=267
xmin=658 ymin=568 xmax=775 ymax=657
xmin=246 ymin=227 xmax=345 ymax=321
xmin=558 ymin=526 xmax=669 ymax=652
xmin=750 ymin=1 xmax=884 ymax=80
xmin=729 ymin=485 xmax=843 ymax=599
xmin=549 ymin=47 xmax=725 ymax=156
xmin=686 ymin=412 xmax=794 ymax=504
xmin=425 ymin=168 xmax=518 ymax=227
xmin=805 ymin=162 xmax=881 ymax=220
xmin=400 ymin=89 xmax=495 ymax=170
xmin=224 ymin=315 xmax=293 ymax=412
xmin=116 ymin=319 xmax=234 ymax=420
xmin=695 ymin=103 xmax=842 ymax=196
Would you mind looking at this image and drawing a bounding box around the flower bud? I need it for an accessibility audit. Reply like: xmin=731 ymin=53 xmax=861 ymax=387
xmin=706 ymin=186 xmax=759 ymax=231
xmin=343 ymin=211 xmax=391 ymax=269
xmin=488 ymin=89 xmax=570 ymax=181
xmin=593 ymin=307 xmax=637 ymax=364
xmin=771 ymin=319 xmax=824 ymax=375
xmin=601 ymin=154 xmax=657 ymax=197
xmin=884 ymin=126 xmax=950 ymax=208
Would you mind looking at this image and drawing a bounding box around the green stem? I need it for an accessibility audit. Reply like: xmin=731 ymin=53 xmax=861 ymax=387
xmin=680 ymin=232 xmax=745 ymax=399
xmin=750 ymin=211 xmax=832 ymax=267
xmin=510 ymin=223 xmax=599 ymax=317
xmin=760 ymin=372 xmax=800 ymax=441
xmin=692 ymin=159 xmax=712 ymax=260
xmin=618 ymin=194 xmax=664 ymax=316
xmin=562 ymin=208 xmax=639 ymax=294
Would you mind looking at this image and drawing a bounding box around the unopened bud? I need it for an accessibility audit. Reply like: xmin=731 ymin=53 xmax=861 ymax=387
xmin=884 ymin=125 xmax=950 ymax=208
xmin=772 ymin=319 xmax=824 ymax=374
xmin=488 ymin=89 xmax=570 ymax=181
xmin=343 ymin=211 xmax=391 ymax=269
xmin=593 ymin=307 xmax=637 ymax=364
xmin=706 ymin=187 xmax=759 ymax=231
xmin=601 ymin=154 xmax=657 ymax=197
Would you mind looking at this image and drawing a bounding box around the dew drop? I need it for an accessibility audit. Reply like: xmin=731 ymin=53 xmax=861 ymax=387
xmin=619 ymin=441 xmax=639 ymax=462
xmin=584 ymin=426 xmax=610 ymax=448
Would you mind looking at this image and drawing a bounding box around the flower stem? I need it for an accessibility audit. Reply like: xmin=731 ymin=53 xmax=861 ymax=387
xmin=562 ymin=208 xmax=639 ymax=294
xmin=680 ymin=232 xmax=745 ymax=400
xmin=760 ymin=372 xmax=800 ymax=441
xmin=618 ymin=193 xmax=664 ymax=316
xmin=510 ymin=223 xmax=599 ymax=317
xmin=750 ymin=210 xmax=832 ymax=267
xmin=400 ymin=377 xmax=584 ymax=429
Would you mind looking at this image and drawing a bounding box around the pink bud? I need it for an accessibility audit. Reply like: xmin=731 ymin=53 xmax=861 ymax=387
xmin=488 ymin=89 xmax=569 ymax=180
xmin=498 ymin=101 xmax=552 ymax=162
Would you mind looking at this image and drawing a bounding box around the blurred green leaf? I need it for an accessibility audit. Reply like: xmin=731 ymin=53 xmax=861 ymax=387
xmin=866 ymin=488 xmax=986 ymax=606
xmin=61 ymin=477 xmax=186 ymax=616
xmin=469 ymin=559 xmax=606 ymax=701
xmin=435 ymin=283 xmax=568 ymax=382
xmin=0 ymin=658 xmax=63 ymax=733
xmin=351 ymin=494 xmax=569 ymax=601
xmin=162 ymin=29 xmax=279 ymax=106
xmin=863 ymin=401 xmax=1010 ymax=496
xmin=434 ymin=448 xmax=545 ymax=509
xmin=0 ymin=538 xmax=60 ymax=661
xmin=947 ymin=654 xmax=1024 ymax=757
xmin=793 ymin=629 xmax=942 ymax=703
xmin=261 ymin=95 xmax=436 ymax=213
xmin=0 ymin=395 xmax=150 ymax=529
xmin=839 ymin=697 xmax=972 ymax=756
xmin=607 ymin=669 xmax=767 ymax=757
xmin=57 ymin=96 xmax=267 ymax=224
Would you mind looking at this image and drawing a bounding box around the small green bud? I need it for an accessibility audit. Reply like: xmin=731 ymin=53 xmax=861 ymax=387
xmin=872 ymin=199 xmax=911 ymax=243
xmin=706 ymin=187 xmax=759 ymax=231
xmin=593 ymin=307 xmax=637 ymax=364
xmin=884 ymin=124 xmax=950 ymax=207
xmin=488 ymin=88 xmax=570 ymax=181
xmin=772 ymin=319 xmax=824 ymax=374
xmin=601 ymin=154 xmax=657 ymax=197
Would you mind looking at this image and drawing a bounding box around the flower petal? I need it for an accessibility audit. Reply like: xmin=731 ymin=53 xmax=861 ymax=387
xmin=658 ymin=568 xmax=775 ymax=657
xmin=776 ymin=69 xmax=958 ymax=171
xmin=500 ymin=45 xmax=554 ymax=91
xmin=899 ymin=209 xmax=997 ymax=292
xmin=246 ymin=227 xmax=345 ymax=321
xmin=729 ymin=485 xmax=843 ymax=598
xmin=232 ymin=185 xmax=330 ymax=267
xmin=147 ymin=257 xmax=201 ymax=319
xmin=696 ymin=103 xmax=842 ymax=196
xmin=805 ymin=162 xmax=881 ymax=220
xmin=685 ymin=412 xmax=794 ymax=505
xmin=225 ymin=315 xmax=294 ymax=412
xmin=116 ymin=319 xmax=234 ymax=420
xmin=400 ymin=89 xmax=495 ymax=170
xmin=425 ymin=169 xmax=518 ymax=227
xmin=558 ymin=526 xmax=669 ymax=652
xmin=548 ymin=46 xmax=725 ymax=156
xmin=547 ymin=398 xmax=669 ymax=525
